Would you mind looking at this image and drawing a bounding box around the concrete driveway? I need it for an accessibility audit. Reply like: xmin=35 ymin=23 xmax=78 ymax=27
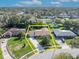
xmin=29 ymin=37 xmax=44 ymax=52
xmin=56 ymin=39 xmax=70 ymax=49
xmin=1 ymin=38 xmax=13 ymax=59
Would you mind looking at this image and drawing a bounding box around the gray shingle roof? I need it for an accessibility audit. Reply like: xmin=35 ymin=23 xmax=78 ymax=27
xmin=53 ymin=30 xmax=76 ymax=37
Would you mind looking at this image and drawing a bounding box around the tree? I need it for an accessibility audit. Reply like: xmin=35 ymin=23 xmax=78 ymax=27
xmin=53 ymin=53 xmax=74 ymax=59
xmin=70 ymin=37 xmax=79 ymax=48
xmin=17 ymin=32 xmax=25 ymax=40
xmin=63 ymin=19 xmax=79 ymax=30
xmin=40 ymin=36 xmax=51 ymax=47
xmin=55 ymin=18 xmax=62 ymax=24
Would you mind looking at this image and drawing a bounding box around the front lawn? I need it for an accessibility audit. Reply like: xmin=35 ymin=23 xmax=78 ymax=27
xmin=0 ymin=48 xmax=3 ymax=59
xmin=7 ymin=37 xmax=32 ymax=59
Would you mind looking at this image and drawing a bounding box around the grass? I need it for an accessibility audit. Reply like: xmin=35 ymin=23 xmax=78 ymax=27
xmin=65 ymin=39 xmax=72 ymax=45
xmin=65 ymin=36 xmax=79 ymax=48
xmin=49 ymin=24 xmax=64 ymax=30
xmin=7 ymin=37 xmax=32 ymax=59
xmin=0 ymin=48 xmax=3 ymax=59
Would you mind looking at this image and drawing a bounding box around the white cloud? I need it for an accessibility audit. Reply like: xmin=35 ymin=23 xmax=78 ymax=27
xmin=51 ymin=1 xmax=62 ymax=7
xmin=72 ymin=0 xmax=79 ymax=2
xmin=53 ymin=0 xmax=79 ymax=2
xmin=15 ymin=0 xmax=42 ymax=7
xmin=51 ymin=2 xmax=61 ymax=4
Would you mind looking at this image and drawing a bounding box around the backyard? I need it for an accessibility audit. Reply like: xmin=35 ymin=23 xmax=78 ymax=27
xmin=7 ymin=37 xmax=32 ymax=59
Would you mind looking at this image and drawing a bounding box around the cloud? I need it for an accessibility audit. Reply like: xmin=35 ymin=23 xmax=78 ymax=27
xmin=53 ymin=0 xmax=79 ymax=2
xmin=72 ymin=0 xmax=79 ymax=2
xmin=15 ymin=0 xmax=42 ymax=7
xmin=51 ymin=1 xmax=62 ymax=7
xmin=51 ymin=2 xmax=61 ymax=4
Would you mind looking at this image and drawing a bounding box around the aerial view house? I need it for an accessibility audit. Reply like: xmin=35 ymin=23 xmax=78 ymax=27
xmin=29 ymin=28 xmax=50 ymax=37
xmin=58 ymin=13 xmax=70 ymax=18
xmin=3 ymin=28 xmax=26 ymax=38
xmin=41 ymin=16 xmax=56 ymax=19
xmin=37 ymin=19 xmax=52 ymax=23
xmin=53 ymin=30 xmax=76 ymax=39
xmin=73 ymin=30 xmax=79 ymax=35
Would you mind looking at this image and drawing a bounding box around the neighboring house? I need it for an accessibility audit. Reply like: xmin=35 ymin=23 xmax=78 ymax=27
xmin=70 ymin=14 xmax=79 ymax=18
xmin=37 ymin=19 xmax=52 ymax=23
xmin=73 ymin=30 xmax=79 ymax=35
xmin=29 ymin=28 xmax=50 ymax=37
xmin=2 ymin=28 xmax=26 ymax=38
xmin=53 ymin=30 xmax=76 ymax=39
xmin=16 ymin=12 xmax=24 ymax=15
xmin=41 ymin=16 xmax=56 ymax=19
xmin=58 ymin=13 xmax=70 ymax=18
xmin=28 ymin=16 xmax=36 ymax=23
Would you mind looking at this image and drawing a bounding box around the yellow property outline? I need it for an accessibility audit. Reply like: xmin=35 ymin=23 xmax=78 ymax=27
xmin=25 ymin=24 xmax=57 ymax=54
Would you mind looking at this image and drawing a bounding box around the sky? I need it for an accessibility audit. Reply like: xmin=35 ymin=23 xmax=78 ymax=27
xmin=0 ymin=0 xmax=79 ymax=7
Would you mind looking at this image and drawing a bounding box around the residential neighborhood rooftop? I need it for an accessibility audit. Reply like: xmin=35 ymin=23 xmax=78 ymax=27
xmin=3 ymin=28 xmax=26 ymax=37
xmin=53 ymin=30 xmax=76 ymax=38
xmin=29 ymin=28 xmax=50 ymax=36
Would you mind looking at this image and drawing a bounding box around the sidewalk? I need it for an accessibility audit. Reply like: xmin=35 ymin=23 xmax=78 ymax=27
xmin=1 ymin=38 xmax=13 ymax=59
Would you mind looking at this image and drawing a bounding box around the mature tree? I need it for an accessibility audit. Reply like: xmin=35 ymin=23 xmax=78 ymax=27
xmin=70 ymin=37 xmax=79 ymax=48
xmin=17 ymin=31 xmax=25 ymax=40
xmin=40 ymin=36 xmax=51 ymax=47
xmin=63 ymin=19 xmax=79 ymax=30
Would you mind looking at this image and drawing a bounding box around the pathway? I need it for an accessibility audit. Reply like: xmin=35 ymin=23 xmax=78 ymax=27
xmin=1 ymin=38 xmax=13 ymax=59
xmin=55 ymin=38 xmax=70 ymax=49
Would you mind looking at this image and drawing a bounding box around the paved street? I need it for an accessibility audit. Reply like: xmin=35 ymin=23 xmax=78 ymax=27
xmin=28 ymin=49 xmax=79 ymax=59
xmin=29 ymin=37 xmax=44 ymax=52
xmin=1 ymin=38 xmax=13 ymax=59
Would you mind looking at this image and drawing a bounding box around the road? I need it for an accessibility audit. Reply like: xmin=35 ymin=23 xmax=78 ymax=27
xmin=29 ymin=37 xmax=44 ymax=52
xmin=28 ymin=49 xmax=79 ymax=59
xmin=1 ymin=38 xmax=13 ymax=59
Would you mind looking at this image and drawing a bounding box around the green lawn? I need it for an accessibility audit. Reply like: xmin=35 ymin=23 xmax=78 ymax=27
xmin=0 ymin=48 xmax=3 ymax=59
xmin=7 ymin=37 xmax=32 ymax=59
xmin=49 ymin=24 xmax=64 ymax=30
xmin=65 ymin=39 xmax=72 ymax=45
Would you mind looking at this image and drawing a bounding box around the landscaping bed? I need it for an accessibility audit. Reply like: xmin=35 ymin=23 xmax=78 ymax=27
xmin=7 ymin=37 xmax=32 ymax=59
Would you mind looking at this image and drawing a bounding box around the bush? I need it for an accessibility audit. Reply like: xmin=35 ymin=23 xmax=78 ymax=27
xmin=53 ymin=53 xmax=74 ymax=59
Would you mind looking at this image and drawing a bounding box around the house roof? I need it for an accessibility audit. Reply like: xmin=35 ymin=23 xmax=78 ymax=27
xmin=37 ymin=19 xmax=52 ymax=23
xmin=29 ymin=28 xmax=50 ymax=36
xmin=3 ymin=28 xmax=26 ymax=37
xmin=53 ymin=30 xmax=76 ymax=37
